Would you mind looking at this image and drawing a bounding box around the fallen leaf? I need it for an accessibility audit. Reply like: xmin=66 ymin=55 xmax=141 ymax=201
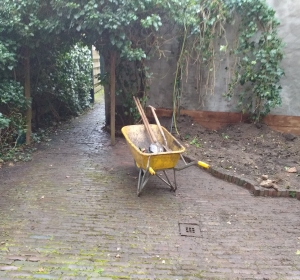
xmin=287 ymin=167 xmax=297 ymax=173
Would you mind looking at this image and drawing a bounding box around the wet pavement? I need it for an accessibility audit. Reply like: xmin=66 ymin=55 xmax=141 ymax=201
xmin=0 ymin=98 xmax=300 ymax=280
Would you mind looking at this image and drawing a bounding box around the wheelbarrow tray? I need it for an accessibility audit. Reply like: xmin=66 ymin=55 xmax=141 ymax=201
xmin=121 ymin=124 xmax=185 ymax=171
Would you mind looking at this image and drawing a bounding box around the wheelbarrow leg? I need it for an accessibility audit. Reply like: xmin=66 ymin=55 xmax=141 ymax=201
xmin=137 ymin=169 xmax=143 ymax=196
xmin=153 ymin=170 xmax=176 ymax=192
xmin=173 ymin=169 xmax=177 ymax=191
xmin=162 ymin=170 xmax=176 ymax=192
xmin=137 ymin=169 xmax=151 ymax=196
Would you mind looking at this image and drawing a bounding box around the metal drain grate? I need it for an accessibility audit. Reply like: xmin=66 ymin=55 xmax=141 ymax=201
xmin=179 ymin=223 xmax=201 ymax=237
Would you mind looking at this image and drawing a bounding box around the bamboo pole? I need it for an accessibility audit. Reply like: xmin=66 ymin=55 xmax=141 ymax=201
xmin=110 ymin=51 xmax=116 ymax=145
xmin=24 ymin=48 xmax=32 ymax=145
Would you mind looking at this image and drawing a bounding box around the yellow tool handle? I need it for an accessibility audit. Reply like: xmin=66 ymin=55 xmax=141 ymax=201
xmin=148 ymin=167 xmax=155 ymax=175
xmin=198 ymin=161 xmax=210 ymax=169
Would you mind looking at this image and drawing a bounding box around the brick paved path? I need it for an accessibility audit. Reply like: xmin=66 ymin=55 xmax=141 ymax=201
xmin=0 ymin=98 xmax=300 ymax=280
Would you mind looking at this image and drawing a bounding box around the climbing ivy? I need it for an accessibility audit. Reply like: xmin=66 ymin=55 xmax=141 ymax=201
xmin=168 ymin=0 xmax=230 ymax=132
xmin=0 ymin=113 xmax=10 ymax=130
xmin=171 ymin=0 xmax=284 ymax=123
xmin=0 ymin=0 xmax=94 ymax=159
xmin=55 ymin=0 xmax=285 ymax=124
xmin=0 ymin=0 xmax=285 ymax=157
xmin=34 ymin=44 xmax=93 ymax=116
xmin=225 ymin=0 xmax=284 ymax=121
xmin=0 ymin=80 xmax=28 ymax=154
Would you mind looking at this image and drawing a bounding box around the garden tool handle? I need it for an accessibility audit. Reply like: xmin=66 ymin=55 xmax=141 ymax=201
xmin=133 ymin=97 xmax=157 ymax=143
xmin=148 ymin=105 xmax=168 ymax=148
xmin=198 ymin=161 xmax=210 ymax=169
xmin=133 ymin=96 xmax=153 ymax=142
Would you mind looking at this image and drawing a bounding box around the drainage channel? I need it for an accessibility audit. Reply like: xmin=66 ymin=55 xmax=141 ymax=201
xmin=179 ymin=223 xmax=201 ymax=237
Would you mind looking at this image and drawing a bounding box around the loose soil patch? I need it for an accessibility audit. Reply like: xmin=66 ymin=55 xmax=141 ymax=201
xmin=159 ymin=116 xmax=300 ymax=192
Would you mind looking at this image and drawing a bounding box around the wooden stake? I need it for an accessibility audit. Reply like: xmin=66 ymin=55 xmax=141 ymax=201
xmin=110 ymin=51 xmax=116 ymax=145
xmin=24 ymin=48 xmax=32 ymax=145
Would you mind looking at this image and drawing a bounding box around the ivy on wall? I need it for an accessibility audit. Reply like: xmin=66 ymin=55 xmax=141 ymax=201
xmin=93 ymin=0 xmax=284 ymax=126
xmin=0 ymin=0 xmax=284 ymax=159
xmin=172 ymin=0 xmax=284 ymax=123
xmin=225 ymin=0 xmax=284 ymax=121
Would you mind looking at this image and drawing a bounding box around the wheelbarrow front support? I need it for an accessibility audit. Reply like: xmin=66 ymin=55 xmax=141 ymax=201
xmin=137 ymin=156 xmax=209 ymax=196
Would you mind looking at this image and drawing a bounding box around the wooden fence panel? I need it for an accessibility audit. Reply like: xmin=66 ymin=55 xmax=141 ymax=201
xmin=92 ymin=47 xmax=101 ymax=93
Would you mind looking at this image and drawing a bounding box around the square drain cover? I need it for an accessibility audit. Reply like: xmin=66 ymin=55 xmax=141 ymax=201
xmin=179 ymin=223 xmax=201 ymax=237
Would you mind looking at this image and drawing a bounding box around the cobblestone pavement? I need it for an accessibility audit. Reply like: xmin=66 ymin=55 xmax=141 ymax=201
xmin=0 ymin=99 xmax=300 ymax=280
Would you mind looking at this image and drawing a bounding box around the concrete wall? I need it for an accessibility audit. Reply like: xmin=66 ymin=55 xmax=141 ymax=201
xmin=266 ymin=0 xmax=300 ymax=116
xmin=180 ymin=22 xmax=240 ymax=113
xmin=146 ymin=25 xmax=178 ymax=108
xmin=147 ymin=1 xmax=300 ymax=116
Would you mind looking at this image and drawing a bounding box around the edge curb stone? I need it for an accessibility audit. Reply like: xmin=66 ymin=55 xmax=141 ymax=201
xmin=183 ymin=156 xmax=300 ymax=200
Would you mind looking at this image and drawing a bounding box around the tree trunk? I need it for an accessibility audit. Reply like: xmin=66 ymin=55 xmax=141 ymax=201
xmin=24 ymin=48 xmax=32 ymax=145
xmin=110 ymin=51 xmax=116 ymax=145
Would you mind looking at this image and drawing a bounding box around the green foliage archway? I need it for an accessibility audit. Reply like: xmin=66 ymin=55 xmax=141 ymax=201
xmin=0 ymin=0 xmax=284 ymax=157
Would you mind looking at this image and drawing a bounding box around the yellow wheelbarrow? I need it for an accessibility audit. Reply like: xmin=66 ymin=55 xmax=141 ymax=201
xmin=121 ymin=124 xmax=209 ymax=196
